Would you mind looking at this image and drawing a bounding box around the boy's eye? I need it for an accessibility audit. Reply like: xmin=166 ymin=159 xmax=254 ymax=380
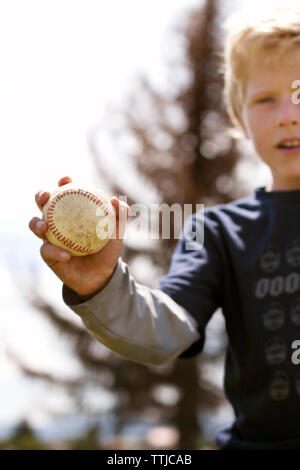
xmin=257 ymin=97 xmax=273 ymax=104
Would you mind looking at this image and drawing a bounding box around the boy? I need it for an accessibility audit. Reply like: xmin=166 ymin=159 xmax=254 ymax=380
xmin=29 ymin=6 xmax=300 ymax=450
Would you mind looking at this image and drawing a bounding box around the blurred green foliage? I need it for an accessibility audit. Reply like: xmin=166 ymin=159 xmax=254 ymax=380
xmin=0 ymin=419 xmax=217 ymax=450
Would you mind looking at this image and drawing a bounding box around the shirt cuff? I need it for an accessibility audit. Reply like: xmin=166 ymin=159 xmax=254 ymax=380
xmin=62 ymin=257 xmax=124 ymax=308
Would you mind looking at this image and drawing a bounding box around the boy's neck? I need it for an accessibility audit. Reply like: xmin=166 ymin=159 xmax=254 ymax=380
xmin=266 ymin=175 xmax=300 ymax=192
xmin=266 ymin=184 xmax=300 ymax=192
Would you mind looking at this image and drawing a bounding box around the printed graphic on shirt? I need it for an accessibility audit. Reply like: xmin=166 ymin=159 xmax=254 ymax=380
xmin=262 ymin=303 xmax=285 ymax=331
xmin=254 ymin=272 xmax=300 ymax=299
xmin=265 ymin=337 xmax=287 ymax=366
xmin=260 ymin=245 xmax=281 ymax=273
xmin=254 ymin=240 xmax=300 ymax=402
xmin=270 ymin=371 xmax=290 ymax=401
xmin=285 ymin=240 xmax=300 ymax=267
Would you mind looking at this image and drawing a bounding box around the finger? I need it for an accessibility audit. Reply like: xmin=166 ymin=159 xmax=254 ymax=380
xmin=110 ymin=197 xmax=130 ymax=219
xmin=28 ymin=217 xmax=48 ymax=240
xmin=34 ymin=177 xmax=72 ymax=212
xmin=35 ymin=191 xmax=50 ymax=212
xmin=40 ymin=241 xmax=71 ymax=264
xmin=58 ymin=176 xmax=72 ymax=186
xmin=110 ymin=198 xmax=130 ymax=239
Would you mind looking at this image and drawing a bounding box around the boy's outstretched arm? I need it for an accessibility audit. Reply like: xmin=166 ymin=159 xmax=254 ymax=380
xmin=63 ymin=258 xmax=200 ymax=366
xmin=29 ymin=176 xmax=201 ymax=366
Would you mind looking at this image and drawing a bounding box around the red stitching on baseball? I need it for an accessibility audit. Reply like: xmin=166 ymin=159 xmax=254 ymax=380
xmin=46 ymin=188 xmax=114 ymax=254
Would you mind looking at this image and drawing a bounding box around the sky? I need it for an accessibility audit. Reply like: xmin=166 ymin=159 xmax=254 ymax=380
xmin=0 ymin=0 xmax=201 ymax=225
xmin=0 ymin=0 xmax=291 ymax=439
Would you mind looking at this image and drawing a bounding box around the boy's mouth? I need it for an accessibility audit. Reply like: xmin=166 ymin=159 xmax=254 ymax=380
xmin=276 ymin=139 xmax=300 ymax=154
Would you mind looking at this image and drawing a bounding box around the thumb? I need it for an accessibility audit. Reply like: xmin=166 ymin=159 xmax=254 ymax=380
xmin=110 ymin=197 xmax=130 ymax=240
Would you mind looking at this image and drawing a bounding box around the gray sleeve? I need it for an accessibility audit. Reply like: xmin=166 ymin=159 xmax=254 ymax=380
xmin=62 ymin=258 xmax=201 ymax=366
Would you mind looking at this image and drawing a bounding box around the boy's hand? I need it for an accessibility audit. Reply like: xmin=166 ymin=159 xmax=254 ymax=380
xmin=29 ymin=176 xmax=130 ymax=300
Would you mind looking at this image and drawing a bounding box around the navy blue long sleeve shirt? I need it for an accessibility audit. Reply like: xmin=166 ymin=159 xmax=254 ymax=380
xmin=159 ymin=187 xmax=300 ymax=450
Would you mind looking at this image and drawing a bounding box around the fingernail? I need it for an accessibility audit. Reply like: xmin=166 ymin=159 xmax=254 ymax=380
xmin=36 ymin=221 xmax=45 ymax=230
xmin=60 ymin=251 xmax=70 ymax=259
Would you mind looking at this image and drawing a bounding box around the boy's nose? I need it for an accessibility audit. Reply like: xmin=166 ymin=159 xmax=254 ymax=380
xmin=275 ymin=99 xmax=300 ymax=128
xmin=276 ymin=116 xmax=299 ymax=128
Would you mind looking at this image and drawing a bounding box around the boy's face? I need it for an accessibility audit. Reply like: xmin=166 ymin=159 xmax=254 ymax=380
xmin=241 ymin=49 xmax=300 ymax=191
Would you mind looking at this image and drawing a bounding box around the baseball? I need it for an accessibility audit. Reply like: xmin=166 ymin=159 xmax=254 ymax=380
xmin=42 ymin=183 xmax=116 ymax=256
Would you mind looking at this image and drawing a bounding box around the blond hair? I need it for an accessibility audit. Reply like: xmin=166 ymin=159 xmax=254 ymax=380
xmin=222 ymin=6 xmax=300 ymax=137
